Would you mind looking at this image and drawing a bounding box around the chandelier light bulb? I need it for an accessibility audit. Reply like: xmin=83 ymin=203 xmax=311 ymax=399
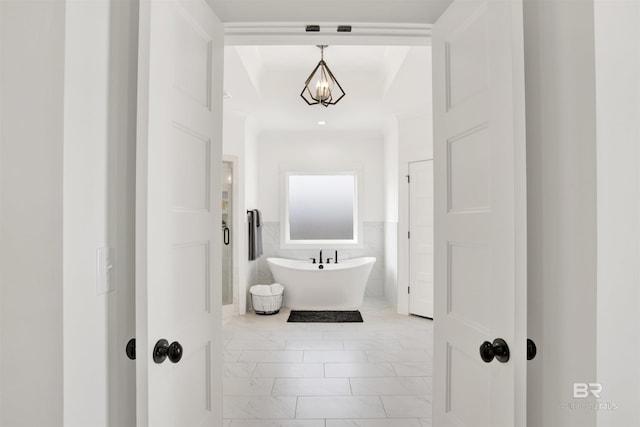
xmin=315 ymin=74 xmax=331 ymax=101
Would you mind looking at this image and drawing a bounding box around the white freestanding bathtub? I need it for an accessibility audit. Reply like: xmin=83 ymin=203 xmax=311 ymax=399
xmin=266 ymin=257 xmax=376 ymax=310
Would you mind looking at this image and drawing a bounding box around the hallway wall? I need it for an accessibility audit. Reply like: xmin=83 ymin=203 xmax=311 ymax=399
xmin=1 ymin=1 xmax=138 ymax=425
xmin=383 ymin=121 xmax=399 ymax=307
xmin=63 ymin=1 xmax=138 ymax=426
xmin=0 ymin=1 xmax=65 ymax=424
xmin=524 ymin=1 xmax=615 ymax=426
xmin=593 ymin=1 xmax=640 ymax=425
xmin=525 ymin=4 xmax=640 ymax=424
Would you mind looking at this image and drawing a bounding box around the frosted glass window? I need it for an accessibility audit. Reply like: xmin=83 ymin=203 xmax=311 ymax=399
xmin=282 ymin=171 xmax=361 ymax=247
xmin=288 ymin=175 xmax=355 ymax=240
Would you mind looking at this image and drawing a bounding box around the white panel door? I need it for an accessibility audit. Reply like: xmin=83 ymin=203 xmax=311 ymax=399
xmin=136 ymin=0 xmax=224 ymax=425
xmin=432 ymin=0 xmax=527 ymax=426
xmin=409 ymin=160 xmax=434 ymax=318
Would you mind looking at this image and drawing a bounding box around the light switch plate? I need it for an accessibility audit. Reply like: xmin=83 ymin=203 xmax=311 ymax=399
xmin=96 ymin=247 xmax=115 ymax=295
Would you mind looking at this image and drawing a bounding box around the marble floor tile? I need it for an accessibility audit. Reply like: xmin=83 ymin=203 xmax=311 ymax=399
xmin=296 ymin=396 xmax=387 ymax=419
xmin=281 ymin=330 xmax=327 ymax=340
xmin=225 ymin=350 xmax=243 ymax=362
xmin=285 ymin=340 xmax=344 ymax=351
xmin=392 ymin=362 xmax=433 ymax=377
xmin=238 ymin=350 xmax=304 ymax=363
xmin=423 ymin=377 xmax=433 ymax=394
xmin=303 ymin=350 xmax=368 ymax=363
xmin=396 ymin=338 xmax=434 ymax=351
xmin=253 ymin=363 xmax=325 ymax=378
xmin=225 ymin=363 xmax=257 ymax=378
xmin=342 ymin=339 xmax=401 ymax=351
xmin=365 ymin=349 xmax=432 ymax=363
xmin=223 ymin=297 xmax=435 ymax=425
xmin=272 ymin=378 xmax=351 ymax=396
xmin=223 ymin=396 xmax=297 ymax=419
xmin=226 ymin=338 xmax=287 ymax=351
xmin=350 ymin=377 xmax=431 ymax=396
xmin=381 ymin=396 xmax=432 ymax=418
xmin=326 ymin=419 xmax=423 ymax=427
xmin=325 ymin=363 xmax=397 ymax=378
xmin=229 ymin=421 xmax=325 ymax=427
xmin=323 ymin=330 xmax=379 ymax=341
xmin=223 ymin=378 xmax=275 ymax=396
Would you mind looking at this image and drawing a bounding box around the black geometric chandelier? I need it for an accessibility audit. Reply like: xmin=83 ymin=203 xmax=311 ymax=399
xmin=300 ymin=45 xmax=346 ymax=107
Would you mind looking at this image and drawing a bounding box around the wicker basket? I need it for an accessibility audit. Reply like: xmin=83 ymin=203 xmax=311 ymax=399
xmin=250 ymin=286 xmax=283 ymax=315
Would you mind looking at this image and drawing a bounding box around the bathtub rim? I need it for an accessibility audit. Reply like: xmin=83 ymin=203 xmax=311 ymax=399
xmin=266 ymin=256 xmax=376 ymax=271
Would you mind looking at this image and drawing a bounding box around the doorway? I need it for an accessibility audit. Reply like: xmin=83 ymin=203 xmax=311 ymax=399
xmin=408 ymin=159 xmax=434 ymax=318
xmin=221 ymin=160 xmax=234 ymax=306
xmin=221 ymin=41 xmax=434 ymax=422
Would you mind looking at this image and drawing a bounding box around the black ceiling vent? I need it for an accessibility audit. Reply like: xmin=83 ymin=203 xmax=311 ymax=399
xmin=305 ymin=25 xmax=320 ymax=32
xmin=337 ymin=25 xmax=352 ymax=33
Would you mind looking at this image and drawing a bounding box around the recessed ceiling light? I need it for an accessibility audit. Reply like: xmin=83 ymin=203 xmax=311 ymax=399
xmin=317 ymin=120 xmax=327 ymax=126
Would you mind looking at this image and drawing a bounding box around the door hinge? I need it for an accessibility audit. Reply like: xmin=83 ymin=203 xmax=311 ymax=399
xmin=408 ymin=231 xmax=410 ymax=239
xmin=406 ymin=175 xmax=410 ymax=183
xmin=408 ymin=286 xmax=411 ymax=294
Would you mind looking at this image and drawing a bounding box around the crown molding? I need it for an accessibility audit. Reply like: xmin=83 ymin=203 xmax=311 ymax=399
xmin=224 ymin=22 xmax=432 ymax=46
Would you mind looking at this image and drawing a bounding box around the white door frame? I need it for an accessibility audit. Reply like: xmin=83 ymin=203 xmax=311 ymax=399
xmin=222 ymin=26 xmax=434 ymax=321
xmin=398 ymin=157 xmax=433 ymax=315
xmin=408 ymin=159 xmax=434 ymax=318
xmin=222 ymin=154 xmax=242 ymax=318
xmin=217 ymin=19 xmax=526 ymax=424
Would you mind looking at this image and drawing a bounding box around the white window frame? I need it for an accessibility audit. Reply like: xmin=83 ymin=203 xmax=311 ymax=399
xmin=280 ymin=168 xmax=363 ymax=249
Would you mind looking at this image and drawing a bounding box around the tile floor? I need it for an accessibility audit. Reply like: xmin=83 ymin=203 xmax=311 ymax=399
xmin=222 ymin=297 xmax=434 ymax=427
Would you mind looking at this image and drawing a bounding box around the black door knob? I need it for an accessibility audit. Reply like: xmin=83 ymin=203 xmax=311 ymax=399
xmin=126 ymin=338 xmax=136 ymax=360
xmin=153 ymin=339 xmax=184 ymax=364
xmin=479 ymin=338 xmax=510 ymax=363
xmin=527 ymin=338 xmax=537 ymax=360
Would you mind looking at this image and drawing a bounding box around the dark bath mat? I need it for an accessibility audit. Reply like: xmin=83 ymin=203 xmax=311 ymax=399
xmin=287 ymin=310 xmax=363 ymax=323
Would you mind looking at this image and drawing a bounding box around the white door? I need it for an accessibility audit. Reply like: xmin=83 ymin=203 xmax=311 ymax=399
xmin=136 ymin=0 xmax=224 ymax=425
xmin=409 ymin=160 xmax=434 ymax=318
xmin=432 ymin=0 xmax=527 ymax=426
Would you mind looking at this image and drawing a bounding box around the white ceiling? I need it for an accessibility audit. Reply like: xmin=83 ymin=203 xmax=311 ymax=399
xmin=208 ymin=0 xmax=452 ymax=24
xmin=243 ymin=45 xmax=402 ymax=73
xmin=215 ymin=0 xmax=441 ymax=133
xmin=223 ymin=44 xmax=432 ymax=132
